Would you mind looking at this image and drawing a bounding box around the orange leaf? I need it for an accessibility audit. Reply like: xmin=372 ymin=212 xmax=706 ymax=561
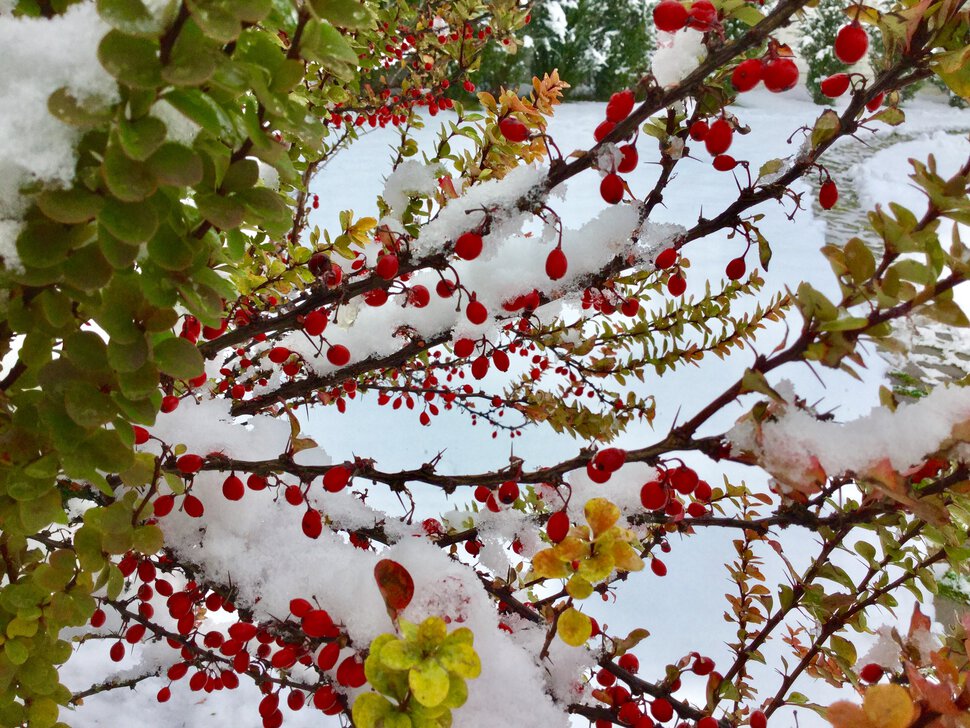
xmin=374 ymin=559 xmax=414 ymax=614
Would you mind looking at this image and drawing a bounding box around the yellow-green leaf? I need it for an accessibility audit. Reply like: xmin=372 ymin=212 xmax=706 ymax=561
xmin=558 ymin=607 xmax=592 ymax=647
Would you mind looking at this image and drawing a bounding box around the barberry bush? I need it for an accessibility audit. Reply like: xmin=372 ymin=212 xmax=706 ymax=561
xmin=0 ymin=1 xmax=969 ymax=728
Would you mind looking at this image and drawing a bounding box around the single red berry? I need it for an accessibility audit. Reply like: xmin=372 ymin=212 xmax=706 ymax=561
xmin=498 ymin=481 xmax=519 ymax=504
xmin=594 ymin=120 xmax=616 ymax=142
xmin=606 ymin=89 xmax=636 ymax=122
xmin=289 ymin=598 xmax=312 ymax=617
xmin=408 ymin=285 xmax=430 ymax=308
xmin=693 ymin=655 xmax=716 ymax=674
xmin=750 ymin=709 xmax=768 ymax=728
xmin=651 ymin=698 xmax=674 ymax=723
xmin=596 ymin=668 xmax=616 ymax=687
xmin=713 ymin=154 xmax=738 ymax=172
xmin=819 ymin=180 xmax=839 ymax=210
xmin=161 ymin=395 xmax=180 ymax=413
xmin=302 ymin=609 xmax=334 ymax=638
xmin=133 ymin=426 xmax=150 ymax=445
xmin=655 ymin=247 xmax=678 ymax=269
xmin=694 ymin=480 xmax=712 ymax=501
xmin=859 ymin=663 xmax=885 ymax=683
xmin=619 ymin=702 xmax=643 ymax=725
xmin=499 ymin=117 xmax=529 ymax=142
xmin=183 ymin=494 xmax=204 ymax=518
xmin=698 ymin=718 xmax=719 ymax=728
xmin=547 ymin=510 xmax=570 ymax=543
xmin=454 ymin=338 xmax=475 ymax=358
xmin=654 ymin=0 xmax=688 ymax=31
xmin=327 ymin=344 xmax=350 ymax=366
xmin=302 ymin=509 xmax=322 ymax=539
xmin=365 ymin=289 xmax=388 ymax=306
xmin=436 ymin=279 xmax=457 ymax=298
xmin=247 ymin=474 xmax=267 ymax=491
xmin=667 ymin=273 xmax=687 ymax=296
xmin=546 ymin=248 xmax=568 ymax=280
xmin=154 ymin=494 xmax=175 ymax=517
xmin=866 ymin=92 xmax=885 ymax=111
xmin=617 ymin=144 xmax=639 ymax=173
xmin=705 ymin=119 xmax=733 ymax=155
xmin=471 ymin=355 xmax=490 ymax=380
xmin=651 ymin=558 xmax=668 ymax=576
xmin=732 ymin=58 xmax=763 ymax=92
xmin=763 ymin=58 xmax=799 ymax=92
xmin=90 ymin=608 xmax=106 ymax=628
xmin=640 ymin=481 xmax=667 ymax=510
xmin=222 ymin=475 xmax=244 ymax=501
xmin=726 ymin=256 xmax=746 ymax=280
xmin=820 ymin=73 xmax=851 ymax=98
xmin=110 ymin=641 xmax=125 ymax=662
xmin=621 ymin=298 xmax=640 ymax=316
xmin=455 ymin=232 xmax=484 ymax=260
xmin=618 ymin=653 xmax=640 ymax=673
xmin=375 ymin=253 xmax=399 ymax=280
xmin=594 ymin=448 xmax=626 ymax=473
xmin=323 ymin=465 xmax=351 ymax=492
xmin=835 ymin=23 xmax=869 ymax=64
xmin=156 ymin=686 xmax=171 ymax=703
xmin=689 ymin=120 xmax=709 ymax=141
xmin=177 ymin=454 xmax=204 ymax=475
xmin=687 ymin=0 xmax=717 ymax=27
xmin=466 ymin=300 xmax=488 ymax=325
xmin=268 ymin=347 xmax=291 ymax=364
xmin=601 ymin=173 xmax=624 ymax=204
xmin=586 ymin=461 xmax=612 ymax=484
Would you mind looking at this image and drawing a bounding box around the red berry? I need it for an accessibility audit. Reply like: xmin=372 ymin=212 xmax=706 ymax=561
xmin=302 ymin=609 xmax=333 ymax=638
xmin=763 ymin=58 xmax=799 ymax=93
xmin=222 ymin=475 xmax=244 ymax=501
xmin=655 ymin=247 xmax=678 ymax=269
xmin=750 ymin=710 xmax=768 ymax=728
xmin=606 ymin=90 xmax=636 ymax=122
xmin=726 ymin=256 xmax=746 ymax=280
xmin=618 ymin=653 xmax=640 ymax=673
xmin=859 ymin=663 xmax=884 ymax=683
xmin=819 ymin=180 xmax=839 ymax=210
xmin=621 ymin=298 xmax=640 ymax=316
xmin=698 ymin=718 xmax=719 ymax=728
xmin=498 ymin=481 xmax=519 ymax=504
xmin=455 ymin=232 xmax=484 ymax=260
xmin=617 ymin=144 xmax=639 ymax=173
xmin=302 ymin=509 xmax=322 ymax=538
xmin=499 ymin=117 xmax=529 ymax=142
xmin=364 ymin=289 xmax=388 ymax=306
xmin=651 ymin=698 xmax=674 ymax=722
xmin=654 ymin=0 xmax=688 ymax=31
xmin=667 ymin=273 xmax=687 ymax=296
xmin=110 ymin=641 xmax=125 ymax=662
xmin=866 ymin=92 xmax=885 ymax=111
xmin=324 ymin=465 xmax=351 ymax=492
xmin=732 ymin=59 xmax=763 ymax=92
xmin=601 ymin=173 xmax=624 ymax=204
xmin=90 ymin=608 xmax=106 ymax=628
xmin=327 ymin=344 xmax=350 ymax=366
xmin=651 ymin=558 xmax=668 ymax=576
xmin=546 ymin=248 xmax=568 ymax=280
xmin=436 ymin=279 xmax=457 ymax=298
xmin=713 ymin=154 xmax=738 ymax=172
xmin=177 ymin=454 xmax=204 ymax=475
xmin=694 ymin=480 xmax=712 ymax=501
xmin=596 ymin=668 xmax=616 ymax=687
xmin=471 ymin=355 xmax=490 ymax=380
xmin=247 ymin=474 xmax=267 ymax=491
xmin=587 ymin=461 xmax=612 ymax=484
xmin=820 ymin=73 xmax=851 ymax=98
xmin=183 ymin=494 xmax=204 ymax=518
xmin=268 ymin=346 xmax=291 ymax=364
xmin=408 ymin=285 xmax=430 ymax=308
xmin=466 ymin=300 xmax=488 ymax=325
xmin=454 ymin=338 xmax=475 ymax=358
xmin=289 ymin=598 xmax=312 ymax=617
xmin=157 ymin=686 xmax=171 ymax=703
xmin=705 ymin=119 xmax=733 ymax=155
xmin=133 ymin=426 xmax=150 ymax=445
xmin=161 ymin=395 xmax=180 ymax=413
xmin=689 ymin=120 xmax=709 ymax=141
xmin=594 ymin=120 xmax=616 ymax=142
xmin=640 ymin=481 xmax=667 ymax=510
xmin=619 ymin=702 xmax=643 ymax=725
xmin=687 ymin=0 xmax=716 ymax=27
xmin=547 ymin=510 xmax=570 ymax=543
xmin=594 ymin=448 xmax=626 ymax=473
xmin=835 ymin=23 xmax=869 ymax=64
xmin=693 ymin=655 xmax=715 ymax=674
xmin=154 ymin=494 xmax=175 ymax=517
xmin=375 ymin=253 xmax=399 ymax=280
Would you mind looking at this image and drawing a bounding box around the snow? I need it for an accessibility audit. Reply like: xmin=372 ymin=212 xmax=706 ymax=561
xmin=651 ymin=29 xmax=708 ymax=88
xmin=0 ymin=3 xmax=116 ymax=271
xmin=545 ymin=1 xmax=569 ymax=41
xmin=54 ymin=80 xmax=970 ymax=728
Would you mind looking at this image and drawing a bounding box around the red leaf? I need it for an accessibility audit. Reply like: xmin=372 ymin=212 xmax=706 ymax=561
xmin=374 ymin=559 xmax=414 ymax=613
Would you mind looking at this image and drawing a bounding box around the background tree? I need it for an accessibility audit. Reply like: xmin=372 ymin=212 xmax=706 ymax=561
xmin=0 ymin=1 xmax=968 ymax=728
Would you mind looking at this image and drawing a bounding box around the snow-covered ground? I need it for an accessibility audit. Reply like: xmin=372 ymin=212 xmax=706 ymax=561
xmin=63 ymin=90 xmax=970 ymax=727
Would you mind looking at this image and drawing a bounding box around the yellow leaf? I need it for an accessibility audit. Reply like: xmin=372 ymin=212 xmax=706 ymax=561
xmin=553 ymin=537 xmax=588 ymax=562
xmin=584 ymin=498 xmax=620 ymax=538
xmin=863 ymin=684 xmax=915 ymax=728
xmin=611 ymin=542 xmax=645 ymax=573
xmin=558 ymin=607 xmax=592 ymax=647
xmin=566 ymin=574 xmax=594 ymax=600
xmin=828 ymin=701 xmax=875 ymax=728
xmin=532 ymin=549 xmax=569 ymax=579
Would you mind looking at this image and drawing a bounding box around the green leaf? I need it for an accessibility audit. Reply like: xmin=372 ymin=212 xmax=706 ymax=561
xmin=237 ymin=187 xmax=292 ymax=236
xmin=163 ymin=88 xmax=235 ymax=137
xmin=64 ymin=382 xmax=115 ymax=427
xmin=147 ymin=223 xmax=198 ymax=271
xmin=98 ymin=30 xmax=163 ymax=88
xmin=409 ymin=660 xmax=451 ymax=707
xmin=830 ymin=635 xmax=857 ymax=666
xmin=300 ymin=19 xmax=358 ymax=69
xmin=3 ymin=640 xmax=29 ymax=667
xmin=133 ymin=524 xmax=164 ymax=554
xmin=97 ymin=0 xmax=166 ymax=37
xmin=47 ymin=87 xmax=114 ymax=128
xmin=154 ymin=336 xmax=205 ymax=380
xmin=380 ymin=639 xmax=420 ymax=671
xmin=118 ymin=116 xmax=168 ymax=161
xmin=103 ymin=141 xmax=157 ymax=201
xmin=186 ymin=0 xmax=241 ymax=42
xmin=161 ymin=20 xmax=222 ymax=86
xmin=811 ymin=110 xmax=841 ymax=148
xmin=437 ymin=643 xmax=481 ymax=680
xmin=844 ymin=237 xmax=875 ymax=282
xmin=36 ymin=189 xmax=104 ymax=224
xmin=352 ymin=693 xmax=394 ymax=728
xmin=309 ymin=0 xmax=374 ymax=29
xmin=147 ymin=142 xmax=204 ymax=186
xmin=99 ymin=198 xmax=159 ymax=244
xmin=196 ymin=192 xmax=245 ymax=230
